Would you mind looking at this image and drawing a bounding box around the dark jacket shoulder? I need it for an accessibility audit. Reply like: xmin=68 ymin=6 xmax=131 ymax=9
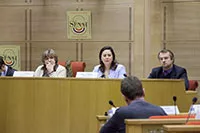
xmin=6 ymin=66 xmax=16 ymax=76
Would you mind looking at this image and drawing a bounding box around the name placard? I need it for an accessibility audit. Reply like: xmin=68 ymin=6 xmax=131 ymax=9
xmin=13 ymin=71 xmax=34 ymax=77
xmin=160 ymin=106 xmax=180 ymax=115
xmin=76 ymin=72 xmax=98 ymax=78
xmin=192 ymin=104 xmax=200 ymax=113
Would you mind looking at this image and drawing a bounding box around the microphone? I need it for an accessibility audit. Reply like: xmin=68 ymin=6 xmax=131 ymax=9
xmin=173 ymin=96 xmax=177 ymax=115
xmin=108 ymin=100 xmax=117 ymax=118
xmin=186 ymin=97 xmax=198 ymax=123
xmin=123 ymin=74 xmax=127 ymax=77
xmin=104 ymin=112 xmax=108 ymax=116
xmin=173 ymin=96 xmax=177 ymax=102
xmin=101 ymin=74 xmax=105 ymax=78
xmin=109 ymin=100 xmax=116 ymax=108
xmin=193 ymin=97 xmax=198 ymax=104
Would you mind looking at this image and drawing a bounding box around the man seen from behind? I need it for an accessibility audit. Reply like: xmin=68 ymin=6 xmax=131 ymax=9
xmin=100 ymin=76 xmax=167 ymax=133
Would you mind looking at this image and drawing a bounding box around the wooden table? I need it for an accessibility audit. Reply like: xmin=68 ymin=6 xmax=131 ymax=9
xmin=125 ymin=119 xmax=187 ymax=133
xmin=163 ymin=125 xmax=200 ymax=133
xmin=0 ymin=77 xmax=197 ymax=133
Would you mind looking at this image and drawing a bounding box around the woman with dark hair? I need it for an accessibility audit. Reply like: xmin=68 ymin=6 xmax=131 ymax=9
xmin=93 ymin=46 xmax=127 ymax=78
xmin=34 ymin=49 xmax=66 ymax=77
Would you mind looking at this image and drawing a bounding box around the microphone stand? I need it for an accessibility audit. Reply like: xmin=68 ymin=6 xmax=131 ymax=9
xmin=186 ymin=105 xmax=193 ymax=123
xmin=174 ymin=102 xmax=177 ymax=115
xmin=186 ymin=97 xmax=198 ymax=123
xmin=173 ymin=96 xmax=177 ymax=115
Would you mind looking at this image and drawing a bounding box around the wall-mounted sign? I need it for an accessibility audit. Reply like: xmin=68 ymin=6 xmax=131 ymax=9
xmin=67 ymin=11 xmax=91 ymax=39
xmin=0 ymin=45 xmax=20 ymax=70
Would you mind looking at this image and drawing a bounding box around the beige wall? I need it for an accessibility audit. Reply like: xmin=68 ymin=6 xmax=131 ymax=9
xmin=0 ymin=0 xmax=200 ymax=82
xmin=162 ymin=0 xmax=200 ymax=80
xmin=0 ymin=0 xmax=136 ymax=74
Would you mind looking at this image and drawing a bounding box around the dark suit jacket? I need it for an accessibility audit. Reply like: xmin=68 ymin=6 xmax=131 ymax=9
xmin=0 ymin=66 xmax=16 ymax=76
xmin=100 ymin=99 xmax=167 ymax=133
xmin=6 ymin=66 xmax=16 ymax=76
xmin=148 ymin=64 xmax=189 ymax=90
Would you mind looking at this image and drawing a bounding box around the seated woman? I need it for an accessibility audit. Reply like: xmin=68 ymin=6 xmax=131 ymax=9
xmin=93 ymin=46 xmax=127 ymax=79
xmin=34 ymin=49 xmax=66 ymax=77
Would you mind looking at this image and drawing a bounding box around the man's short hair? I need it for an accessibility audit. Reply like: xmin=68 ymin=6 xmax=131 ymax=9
xmin=0 ymin=56 xmax=5 ymax=68
xmin=157 ymin=49 xmax=175 ymax=63
xmin=120 ymin=76 xmax=144 ymax=100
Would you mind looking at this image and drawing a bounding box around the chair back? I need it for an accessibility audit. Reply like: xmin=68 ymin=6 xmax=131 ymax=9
xmin=188 ymin=80 xmax=199 ymax=91
xmin=71 ymin=61 xmax=86 ymax=77
xmin=58 ymin=61 xmax=66 ymax=67
xmin=58 ymin=61 xmax=86 ymax=77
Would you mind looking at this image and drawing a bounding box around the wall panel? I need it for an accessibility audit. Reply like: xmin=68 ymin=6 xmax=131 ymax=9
xmin=163 ymin=1 xmax=200 ymax=82
xmin=83 ymin=5 xmax=131 ymax=41
xmin=165 ymin=3 xmax=200 ymax=41
xmin=0 ymin=0 xmax=27 ymax=5
xmin=0 ymin=7 xmax=25 ymax=41
xmin=31 ymin=6 xmax=77 ymax=41
xmin=30 ymin=0 xmax=77 ymax=5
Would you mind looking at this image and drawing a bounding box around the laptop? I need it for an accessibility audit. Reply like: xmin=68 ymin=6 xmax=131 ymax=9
xmin=13 ymin=71 xmax=34 ymax=77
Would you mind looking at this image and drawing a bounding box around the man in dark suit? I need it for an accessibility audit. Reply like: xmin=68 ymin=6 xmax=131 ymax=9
xmin=100 ymin=76 xmax=167 ymax=133
xmin=148 ymin=49 xmax=189 ymax=90
xmin=0 ymin=56 xmax=16 ymax=76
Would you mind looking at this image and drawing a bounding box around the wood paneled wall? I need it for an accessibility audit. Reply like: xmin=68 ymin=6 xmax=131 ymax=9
xmin=0 ymin=0 xmax=136 ymax=75
xmin=162 ymin=0 xmax=200 ymax=81
xmin=0 ymin=0 xmax=162 ymax=78
xmin=0 ymin=0 xmax=200 ymax=84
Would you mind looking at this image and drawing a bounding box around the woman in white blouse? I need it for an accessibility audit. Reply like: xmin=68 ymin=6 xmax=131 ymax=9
xmin=34 ymin=49 xmax=66 ymax=77
xmin=93 ymin=46 xmax=127 ymax=79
